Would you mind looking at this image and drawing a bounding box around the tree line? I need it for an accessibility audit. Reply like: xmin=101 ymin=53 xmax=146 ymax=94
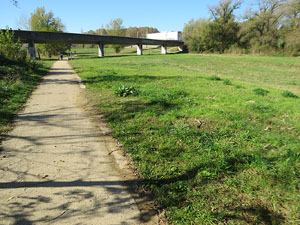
xmin=83 ymin=18 xmax=158 ymax=53
xmin=85 ymin=18 xmax=158 ymax=39
xmin=183 ymin=0 xmax=300 ymax=55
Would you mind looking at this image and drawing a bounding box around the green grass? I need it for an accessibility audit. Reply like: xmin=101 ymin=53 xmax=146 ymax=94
xmin=70 ymin=50 xmax=300 ymax=224
xmin=0 ymin=59 xmax=53 ymax=134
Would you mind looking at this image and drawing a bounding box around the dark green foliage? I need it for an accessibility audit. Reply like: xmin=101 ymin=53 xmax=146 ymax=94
xmin=183 ymin=0 xmax=300 ymax=55
xmin=0 ymin=29 xmax=26 ymax=62
xmin=183 ymin=0 xmax=241 ymax=53
xmin=112 ymin=45 xmax=123 ymax=54
xmin=282 ymin=90 xmax=298 ymax=98
xmin=253 ymin=88 xmax=269 ymax=96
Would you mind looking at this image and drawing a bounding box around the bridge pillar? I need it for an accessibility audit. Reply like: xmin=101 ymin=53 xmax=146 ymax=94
xmin=98 ymin=43 xmax=104 ymax=57
xmin=161 ymin=45 xmax=167 ymax=54
xmin=28 ymin=40 xmax=36 ymax=59
xmin=137 ymin=44 xmax=143 ymax=55
xmin=178 ymin=45 xmax=188 ymax=53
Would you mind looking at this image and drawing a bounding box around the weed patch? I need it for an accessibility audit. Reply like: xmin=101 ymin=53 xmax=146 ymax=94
xmin=253 ymin=88 xmax=269 ymax=96
xmin=248 ymin=103 xmax=275 ymax=114
xmin=282 ymin=90 xmax=298 ymax=98
xmin=208 ymin=75 xmax=221 ymax=81
xmin=114 ymin=84 xmax=139 ymax=97
xmin=223 ymin=79 xmax=232 ymax=85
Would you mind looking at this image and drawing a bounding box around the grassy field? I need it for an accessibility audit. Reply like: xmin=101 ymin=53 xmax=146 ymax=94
xmin=70 ymin=49 xmax=300 ymax=224
xmin=0 ymin=59 xmax=53 ymax=135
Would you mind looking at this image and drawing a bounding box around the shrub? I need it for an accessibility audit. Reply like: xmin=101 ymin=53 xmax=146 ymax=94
xmin=0 ymin=29 xmax=26 ymax=62
xmin=115 ymin=85 xmax=139 ymax=97
xmin=282 ymin=90 xmax=298 ymax=98
xmin=253 ymin=88 xmax=269 ymax=96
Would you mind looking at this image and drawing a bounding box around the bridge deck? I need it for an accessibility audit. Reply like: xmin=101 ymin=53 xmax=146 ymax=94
xmin=5 ymin=30 xmax=184 ymax=47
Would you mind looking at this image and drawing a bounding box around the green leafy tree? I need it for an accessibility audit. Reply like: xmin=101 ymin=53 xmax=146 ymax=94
xmin=126 ymin=27 xmax=159 ymax=38
xmin=239 ymin=0 xmax=286 ymax=52
xmin=208 ymin=0 xmax=242 ymax=52
xmin=183 ymin=18 xmax=220 ymax=52
xmin=30 ymin=7 xmax=70 ymax=57
xmin=105 ymin=18 xmax=126 ymax=53
xmin=280 ymin=0 xmax=300 ymax=53
xmin=183 ymin=0 xmax=241 ymax=53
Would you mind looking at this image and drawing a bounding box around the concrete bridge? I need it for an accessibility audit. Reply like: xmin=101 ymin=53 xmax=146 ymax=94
xmin=4 ymin=29 xmax=185 ymax=59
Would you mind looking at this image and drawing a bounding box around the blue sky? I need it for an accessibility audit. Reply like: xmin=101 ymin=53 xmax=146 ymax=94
xmin=1 ymin=0 xmax=256 ymax=33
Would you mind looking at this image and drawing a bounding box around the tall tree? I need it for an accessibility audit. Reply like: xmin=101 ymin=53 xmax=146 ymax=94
xmin=280 ymin=0 xmax=300 ymax=52
xmin=30 ymin=7 xmax=65 ymax=32
xmin=183 ymin=0 xmax=241 ymax=53
xmin=105 ymin=18 xmax=125 ymax=53
xmin=239 ymin=0 xmax=286 ymax=52
xmin=105 ymin=18 xmax=125 ymax=36
xmin=29 ymin=7 xmax=70 ymax=57
xmin=209 ymin=0 xmax=242 ymax=52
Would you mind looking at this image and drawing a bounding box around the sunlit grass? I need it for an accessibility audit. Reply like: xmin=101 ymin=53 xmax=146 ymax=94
xmin=70 ymin=51 xmax=300 ymax=224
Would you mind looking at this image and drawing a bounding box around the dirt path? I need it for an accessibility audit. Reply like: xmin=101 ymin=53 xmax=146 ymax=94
xmin=0 ymin=60 xmax=156 ymax=225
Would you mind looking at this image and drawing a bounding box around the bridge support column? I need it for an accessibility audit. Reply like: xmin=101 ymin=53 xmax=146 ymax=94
xmin=98 ymin=43 xmax=104 ymax=57
xmin=137 ymin=44 xmax=143 ymax=55
xmin=28 ymin=40 xmax=36 ymax=59
xmin=161 ymin=45 xmax=167 ymax=54
xmin=178 ymin=45 xmax=188 ymax=53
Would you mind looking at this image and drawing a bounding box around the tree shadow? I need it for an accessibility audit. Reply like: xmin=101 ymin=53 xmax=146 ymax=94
xmin=0 ymin=178 xmax=157 ymax=224
xmin=83 ymin=74 xmax=182 ymax=84
xmin=214 ymin=205 xmax=285 ymax=224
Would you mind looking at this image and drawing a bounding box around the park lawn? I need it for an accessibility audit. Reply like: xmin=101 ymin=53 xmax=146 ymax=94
xmin=70 ymin=51 xmax=300 ymax=224
xmin=0 ymin=59 xmax=53 ymax=135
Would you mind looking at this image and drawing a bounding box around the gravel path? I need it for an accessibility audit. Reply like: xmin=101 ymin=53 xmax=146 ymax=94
xmin=0 ymin=60 xmax=152 ymax=225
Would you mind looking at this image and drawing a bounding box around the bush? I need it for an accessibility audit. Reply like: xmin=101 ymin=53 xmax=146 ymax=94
xmin=0 ymin=29 xmax=42 ymax=83
xmin=282 ymin=90 xmax=298 ymax=98
xmin=0 ymin=29 xmax=26 ymax=62
xmin=115 ymin=85 xmax=139 ymax=97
